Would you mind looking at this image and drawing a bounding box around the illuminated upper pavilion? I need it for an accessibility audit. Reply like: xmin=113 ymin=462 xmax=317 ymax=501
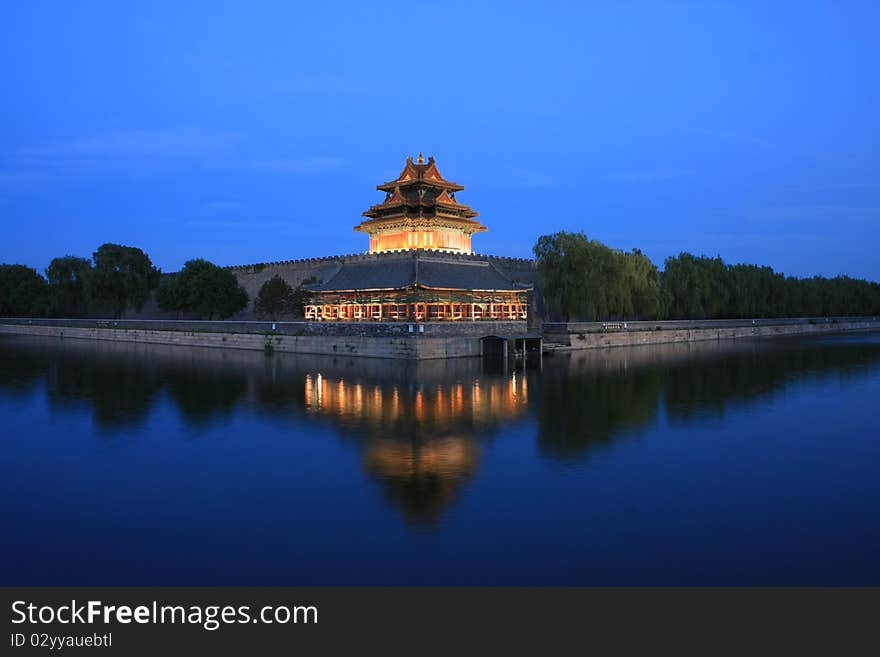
xmin=355 ymin=154 xmax=487 ymax=254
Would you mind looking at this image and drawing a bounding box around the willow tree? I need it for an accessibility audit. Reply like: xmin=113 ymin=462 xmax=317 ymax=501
xmin=661 ymin=253 xmax=729 ymax=319
xmin=87 ymin=243 xmax=159 ymax=318
xmin=625 ymin=248 xmax=664 ymax=319
xmin=534 ymin=231 xmax=663 ymax=321
xmin=535 ymin=232 xmax=589 ymax=321
xmin=46 ymin=255 xmax=93 ymax=317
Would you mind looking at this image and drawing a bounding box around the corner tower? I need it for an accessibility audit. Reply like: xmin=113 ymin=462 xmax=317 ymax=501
xmin=355 ymin=154 xmax=487 ymax=254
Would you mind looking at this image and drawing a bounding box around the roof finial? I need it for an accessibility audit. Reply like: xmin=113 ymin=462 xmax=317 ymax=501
xmin=417 ymin=152 xmax=425 ymax=164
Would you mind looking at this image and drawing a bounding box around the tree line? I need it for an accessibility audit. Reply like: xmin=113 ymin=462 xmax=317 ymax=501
xmin=1 ymin=244 xmax=161 ymax=319
xmin=0 ymin=244 xmax=310 ymax=319
xmin=535 ymin=231 xmax=880 ymax=321
xmin=4 ymin=234 xmax=877 ymax=321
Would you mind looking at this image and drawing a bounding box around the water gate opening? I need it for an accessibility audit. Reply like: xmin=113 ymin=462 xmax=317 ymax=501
xmin=480 ymin=335 xmax=542 ymax=372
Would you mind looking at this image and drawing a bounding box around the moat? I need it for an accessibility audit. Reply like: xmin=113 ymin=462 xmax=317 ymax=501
xmin=1 ymin=332 xmax=879 ymax=585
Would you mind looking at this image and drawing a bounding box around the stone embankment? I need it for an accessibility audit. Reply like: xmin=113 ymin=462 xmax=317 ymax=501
xmin=1 ymin=317 xmax=877 ymax=360
xmin=0 ymin=319 xmax=527 ymax=360
xmin=0 ymin=317 xmax=523 ymax=337
xmin=543 ymin=318 xmax=880 ymax=351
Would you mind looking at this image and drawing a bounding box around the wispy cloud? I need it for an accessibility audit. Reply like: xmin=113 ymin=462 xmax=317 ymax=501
xmin=185 ymin=219 xmax=292 ymax=229
xmin=249 ymin=157 xmax=343 ymax=173
xmin=183 ymin=219 xmax=336 ymax=240
xmin=503 ymin=168 xmax=559 ymax=188
xmin=746 ymin=205 xmax=880 ymax=225
xmin=266 ymin=74 xmax=389 ymax=98
xmin=0 ymin=128 xmax=344 ymax=189
xmin=781 ymin=182 xmax=880 ymax=193
xmin=0 ymin=170 xmax=53 ymax=189
xmin=18 ymin=129 xmax=242 ymax=162
xmin=1 ymin=129 xmax=243 ymax=185
xmin=813 ymin=182 xmax=880 ymax=190
xmin=606 ymin=168 xmax=696 ymax=184
xmin=685 ymin=128 xmax=812 ymax=159
xmin=205 ymin=200 xmax=243 ymax=211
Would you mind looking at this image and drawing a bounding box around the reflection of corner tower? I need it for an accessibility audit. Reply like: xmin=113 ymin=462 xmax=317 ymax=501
xmin=355 ymin=153 xmax=487 ymax=254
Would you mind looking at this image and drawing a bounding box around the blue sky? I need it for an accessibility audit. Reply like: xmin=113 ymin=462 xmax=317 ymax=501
xmin=1 ymin=1 xmax=878 ymax=279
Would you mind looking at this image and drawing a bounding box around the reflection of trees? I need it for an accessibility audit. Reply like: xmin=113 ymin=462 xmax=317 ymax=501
xmin=536 ymin=337 xmax=880 ymax=462
xmin=662 ymin=339 xmax=880 ymax=423
xmin=0 ymin=338 xmax=529 ymax=523
xmin=5 ymin=333 xmax=880 ymax=516
xmin=536 ymin=364 xmax=662 ymax=461
xmin=47 ymin=352 xmax=159 ymax=429
xmin=0 ymin=339 xmax=53 ymax=395
xmin=0 ymin=338 xmax=249 ymax=432
xmin=163 ymin=367 xmax=249 ymax=425
xmin=0 ymin=337 xmax=161 ymax=429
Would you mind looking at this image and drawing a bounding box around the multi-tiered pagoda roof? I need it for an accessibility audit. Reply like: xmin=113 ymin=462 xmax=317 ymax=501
xmin=355 ymin=154 xmax=487 ymax=254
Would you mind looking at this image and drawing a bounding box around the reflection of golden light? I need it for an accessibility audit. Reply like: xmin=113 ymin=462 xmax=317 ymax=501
xmin=301 ymin=369 xmax=534 ymax=521
xmin=364 ymin=436 xmax=480 ymax=521
xmin=366 ymin=437 xmax=476 ymax=480
xmin=304 ymin=372 xmax=528 ymax=432
xmin=354 ymin=383 xmax=363 ymax=414
xmin=415 ymin=390 xmax=424 ymax=420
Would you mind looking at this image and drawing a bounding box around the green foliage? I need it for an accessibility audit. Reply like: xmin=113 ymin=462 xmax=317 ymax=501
xmin=534 ymin=231 xmax=664 ymax=320
xmin=625 ymin=248 xmax=664 ymax=319
xmin=155 ymin=275 xmax=182 ymax=313
xmin=157 ymin=258 xmax=248 ymax=319
xmin=662 ymin=253 xmax=730 ymax=319
xmin=291 ymin=286 xmax=310 ymax=316
xmin=0 ymin=265 xmax=49 ymax=317
xmin=255 ymin=276 xmax=297 ymax=318
xmin=536 ymin=232 xmax=880 ymax=321
xmin=537 ymin=363 xmax=665 ymax=460
xmin=46 ymin=255 xmax=93 ymax=317
xmin=254 ymin=275 xmax=313 ymax=318
xmin=662 ymin=254 xmax=880 ymax=319
xmin=87 ymin=243 xmax=159 ymax=318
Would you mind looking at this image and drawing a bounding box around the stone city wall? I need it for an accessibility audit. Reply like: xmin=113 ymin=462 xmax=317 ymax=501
xmin=0 ymin=323 xmax=487 ymax=360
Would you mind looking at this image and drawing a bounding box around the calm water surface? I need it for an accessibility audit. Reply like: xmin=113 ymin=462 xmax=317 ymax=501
xmin=1 ymin=333 xmax=879 ymax=585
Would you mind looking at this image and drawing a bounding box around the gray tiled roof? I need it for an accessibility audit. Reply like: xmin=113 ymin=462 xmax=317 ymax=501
xmin=308 ymin=258 xmax=416 ymax=291
xmin=306 ymin=252 xmax=530 ymax=293
xmin=417 ymin=257 xmax=525 ymax=291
